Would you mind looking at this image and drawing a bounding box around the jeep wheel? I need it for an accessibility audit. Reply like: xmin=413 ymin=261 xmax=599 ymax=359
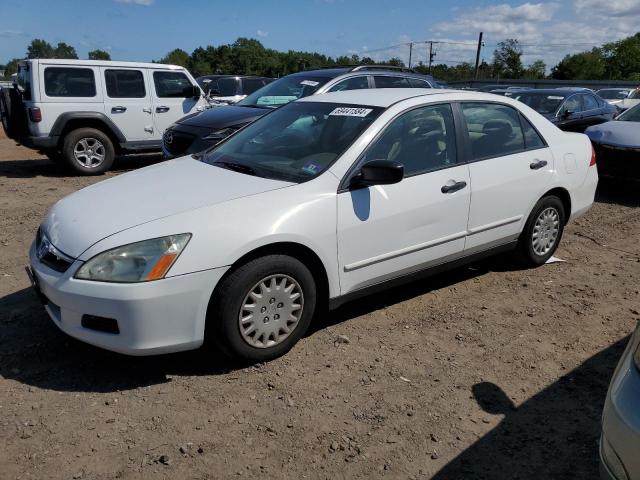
xmin=62 ymin=128 xmax=114 ymax=175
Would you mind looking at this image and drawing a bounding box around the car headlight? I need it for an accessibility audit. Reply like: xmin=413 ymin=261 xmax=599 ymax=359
xmin=75 ymin=234 xmax=191 ymax=283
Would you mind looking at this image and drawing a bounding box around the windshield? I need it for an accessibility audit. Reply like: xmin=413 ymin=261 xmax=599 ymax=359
xmin=630 ymin=89 xmax=640 ymax=99
xmin=596 ymin=89 xmax=630 ymax=100
xmin=617 ymin=104 xmax=640 ymax=122
xmin=202 ymin=101 xmax=383 ymax=183
xmin=238 ymin=75 xmax=328 ymax=109
xmin=514 ymin=93 xmax=565 ymax=115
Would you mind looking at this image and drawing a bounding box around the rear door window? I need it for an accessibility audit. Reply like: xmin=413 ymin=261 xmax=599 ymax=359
xmin=460 ymin=103 xmax=525 ymax=160
xmin=153 ymin=71 xmax=192 ymax=98
xmin=327 ymin=76 xmax=369 ymax=92
xmin=408 ymin=78 xmax=432 ymax=88
xmin=582 ymin=94 xmax=600 ymax=111
xmin=105 ymin=69 xmax=146 ymax=98
xmin=44 ymin=67 xmax=96 ymax=97
xmin=373 ymin=76 xmax=411 ymax=88
xmin=519 ymin=114 xmax=546 ymax=150
xmin=216 ymin=77 xmax=239 ymax=96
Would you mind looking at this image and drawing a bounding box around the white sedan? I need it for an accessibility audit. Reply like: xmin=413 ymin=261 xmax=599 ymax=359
xmin=28 ymin=89 xmax=598 ymax=361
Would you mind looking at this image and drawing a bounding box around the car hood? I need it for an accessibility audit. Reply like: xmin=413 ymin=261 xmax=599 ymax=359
xmin=42 ymin=157 xmax=293 ymax=258
xmin=178 ymin=105 xmax=267 ymax=129
xmin=585 ymin=121 xmax=640 ymax=149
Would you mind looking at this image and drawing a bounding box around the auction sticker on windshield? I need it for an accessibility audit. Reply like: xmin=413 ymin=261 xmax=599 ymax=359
xmin=329 ymin=107 xmax=373 ymax=117
xmin=300 ymin=80 xmax=320 ymax=87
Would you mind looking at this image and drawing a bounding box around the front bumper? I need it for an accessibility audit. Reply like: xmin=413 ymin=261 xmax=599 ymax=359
xmin=593 ymin=143 xmax=640 ymax=179
xmin=162 ymin=123 xmax=219 ymax=160
xmin=600 ymin=326 xmax=640 ymax=479
xmin=29 ymin=241 xmax=228 ymax=356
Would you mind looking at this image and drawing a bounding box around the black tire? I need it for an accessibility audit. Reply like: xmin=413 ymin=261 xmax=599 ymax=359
xmin=208 ymin=255 xmax=317 ymax=362
xmin=518 ymin=195 xmax=565 ymax=267
xmin=0 ymin=87 xmax=28 ymax=140
xmin=62 ymin=128 xmax=115 ymax=175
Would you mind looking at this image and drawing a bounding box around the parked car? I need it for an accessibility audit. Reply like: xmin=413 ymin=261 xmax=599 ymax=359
xmin=0 ymin=58 xmax=207 ymax=174
xmin=618 ymin=88 xmax=640 ymax=112
xmin=196 ymin=75 xmax=273 ymax=105
xmin=513 ymin=89 xmax=617 ymax=132
xmin=596 ymin=88 xmax=634 ymax=107
xmin=28 ymin=89 xmax=597 ymax=361
xmin=585 ymin=103 xmax=640 ymax=179
xmin=600 ymin=321 xmax=640 ymax=480
xmin=161 ymin=66 xmax=440 ymax=158
xmin=476 ymin=84 xmax=524 ymax=93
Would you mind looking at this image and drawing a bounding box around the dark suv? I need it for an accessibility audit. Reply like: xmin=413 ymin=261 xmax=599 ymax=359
xmin=197 ymin=75 xmax=273 ymax=105
xmin=162 ymin=66 xmax=440 ymax=158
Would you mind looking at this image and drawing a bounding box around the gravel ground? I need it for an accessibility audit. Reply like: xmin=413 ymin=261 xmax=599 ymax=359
xmin=0 ymin=129 xmax=638 ymax=479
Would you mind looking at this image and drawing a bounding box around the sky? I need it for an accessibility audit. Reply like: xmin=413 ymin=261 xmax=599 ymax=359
xmin=1 ymin=0 xmax=640 ymax=70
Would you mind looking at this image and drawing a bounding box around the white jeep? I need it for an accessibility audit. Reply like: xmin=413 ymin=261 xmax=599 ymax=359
xmin=0 ymin=59 xmax=207 ymax=174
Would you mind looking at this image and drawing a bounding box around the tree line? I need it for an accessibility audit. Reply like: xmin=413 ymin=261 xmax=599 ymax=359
xmin=1 ymin=34 xmax=639 ymax=83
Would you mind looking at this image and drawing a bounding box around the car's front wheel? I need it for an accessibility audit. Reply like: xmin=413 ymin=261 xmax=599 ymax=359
xmin=208 ymin=255 xmax=317 ymax=362
xmin=518 ymin=195 xmax=565 ymax=266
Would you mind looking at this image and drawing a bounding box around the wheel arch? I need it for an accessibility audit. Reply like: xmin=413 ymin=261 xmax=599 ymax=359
xmin=542 ymin=187 xmax=572 ymax=224
xmin=51 ymin=112 xmax=125 ymax=152
xmin=206 ymin=241 xmax=331 ymax=326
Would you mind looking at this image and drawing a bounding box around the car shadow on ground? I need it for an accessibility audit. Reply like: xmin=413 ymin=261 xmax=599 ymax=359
xmin=430 ymin=336 xmax=629 ymax=480
xmin=0 ymin=153 xmax=165 ymax=178
xmin=0 ymin=258 xmax=516 ymax=393
xmin=595 ymin=177 xmax=640 ymax=208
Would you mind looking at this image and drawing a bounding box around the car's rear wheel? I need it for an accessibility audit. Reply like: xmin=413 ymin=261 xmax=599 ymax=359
xmin=518 ymin=195 xmax=565 ymax=266
xmin=208 ymin=255 xmax=317 ymax=362
xmin=62 ymin=128 xmax=114 ymax=175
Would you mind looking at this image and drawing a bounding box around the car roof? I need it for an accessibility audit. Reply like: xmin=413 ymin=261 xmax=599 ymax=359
xmin=515 ymin=89 xmax=588 ymax=96
xmin=23 ymin=58 xmax=186 ymax=70
xmin=298 ymin=88 xmax=463 ymax=107
xmin=198 ymin=74 xmax=270 ymax=80
xmin=288 ymin=67 xmax=436 ymax=81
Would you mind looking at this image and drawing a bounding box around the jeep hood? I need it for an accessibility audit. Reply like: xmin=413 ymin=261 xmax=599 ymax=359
xmin=42 ymin=157 xmax=292 ymax=258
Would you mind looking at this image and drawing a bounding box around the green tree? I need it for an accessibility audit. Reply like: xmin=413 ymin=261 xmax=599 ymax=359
xmin=602 ymin=33 xmax=640 ymax=80
xmin=53 ymin=42 xmax=78 ymax=59
xmin=158 ymin=48 xmax=190 ymax=67
xmin=492 ymin=39 xmax=524 ymax=78
xmin=2 ymin=58 xmax=20 ymax=78
xmin=88 ymin=49 xmax=111 ymax=60
xmin=551 ymin=48 xmax=606 ymax=80
xmin=523 ymin=59 xmax=546 ymax=79
xmin=27 ymin=39 xmax=55 ymax=58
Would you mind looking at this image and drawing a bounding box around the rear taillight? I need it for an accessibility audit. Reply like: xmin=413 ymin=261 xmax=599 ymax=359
xmin=590 ymin=145 xmax=596 ymax=166
xmin=28 ymin=107 xmax=41 ymax=123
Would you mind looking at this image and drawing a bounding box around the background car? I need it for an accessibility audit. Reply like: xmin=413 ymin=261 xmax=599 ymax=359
xmin=30 ymin=89 xmax=597 ymax=362
xmin=196 ymin=75 xmax=273 ymax=105
xmin=161 ymin=66 xmax=440 ymax=158
xmin=596 ymin=88 xmax=634 ymax=107
xmin=513 ymin=89 xmax=617 ymax=132
xmin=600 ymin=321 xmax=640 ymax=480
xmin=585 ymin=103 xmax=640 ymax=179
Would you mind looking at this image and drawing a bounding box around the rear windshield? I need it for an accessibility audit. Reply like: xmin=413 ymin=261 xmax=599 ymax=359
xmin=514 ymin=92 xmax=564 ymax=115
xmin=238 ymin=76 xmax=328 ymax=109
xmin=203 ymin=101 xmax=383 ymax=183
xmin=44 ymin=67 xmax=96 ymax=97
xmin=618 ymin=104 xmax=640 ymax=122
xmin=17 ymin=63 xmax=32 ymax=101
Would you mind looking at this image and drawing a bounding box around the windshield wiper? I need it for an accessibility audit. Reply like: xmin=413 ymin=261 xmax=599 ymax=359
xmin=214 ymin=160 xmax=258 ymax=176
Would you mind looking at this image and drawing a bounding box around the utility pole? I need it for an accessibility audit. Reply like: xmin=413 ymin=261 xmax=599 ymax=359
xmin=474 ymin=31 xmax=484 ymax=80
xmin=408 ymin=42 xmax=413 ymax=68
xmin=428 ymin=41 xmax=434 ymax=74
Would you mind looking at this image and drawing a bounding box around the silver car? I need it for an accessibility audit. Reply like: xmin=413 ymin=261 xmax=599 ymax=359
xmin=601 ymin=321 xmax=640 ymax=479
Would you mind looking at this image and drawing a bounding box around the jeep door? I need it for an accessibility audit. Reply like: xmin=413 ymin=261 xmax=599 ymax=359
xmin=101 ymin=67 xmax=154 ymax=141
xmin=150 ymin=69 xmax=203 ymax=136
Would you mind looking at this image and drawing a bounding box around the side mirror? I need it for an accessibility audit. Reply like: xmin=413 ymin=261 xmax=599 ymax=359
xmin=561 ymin=109 xmax=573 ymax=119
xmin=350 ymin=160 xmax=404 ymax=189
xmin=183 ymin=85 xmax=201 ymax=99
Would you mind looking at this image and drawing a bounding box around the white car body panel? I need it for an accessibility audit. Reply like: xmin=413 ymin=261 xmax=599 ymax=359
xmin=31 ymin=88 xmax=598 ymax=355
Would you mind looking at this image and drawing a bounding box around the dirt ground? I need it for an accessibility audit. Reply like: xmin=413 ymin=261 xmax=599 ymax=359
xmin=0 ymin=128 xmax=638 ymax=480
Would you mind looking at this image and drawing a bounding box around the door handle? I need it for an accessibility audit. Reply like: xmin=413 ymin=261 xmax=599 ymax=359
xmin=143 ymin=107 xmax=152 ymax=114
xmin=441 ymin=180 xmax=467 ymax=194
xmin=111 ymin=106 xmax=127 ymax=113
xmin=530 ymin=159 xmax=548 ymax=170
xmin=156 ymin=106 xmax=170 ymax=113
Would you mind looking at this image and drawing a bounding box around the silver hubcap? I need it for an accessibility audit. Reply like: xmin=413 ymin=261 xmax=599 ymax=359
xmin=238 ymin=274 xmax=304 ymax=349
xmin=532 ymin=207 xmax=560 ymax=256
xmin=73 ymin=137 xmax=105 ymax=168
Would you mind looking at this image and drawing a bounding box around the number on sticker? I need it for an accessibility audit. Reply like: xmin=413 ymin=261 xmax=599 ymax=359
xmin=329 ymin=107 xmax=373 ymax=117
